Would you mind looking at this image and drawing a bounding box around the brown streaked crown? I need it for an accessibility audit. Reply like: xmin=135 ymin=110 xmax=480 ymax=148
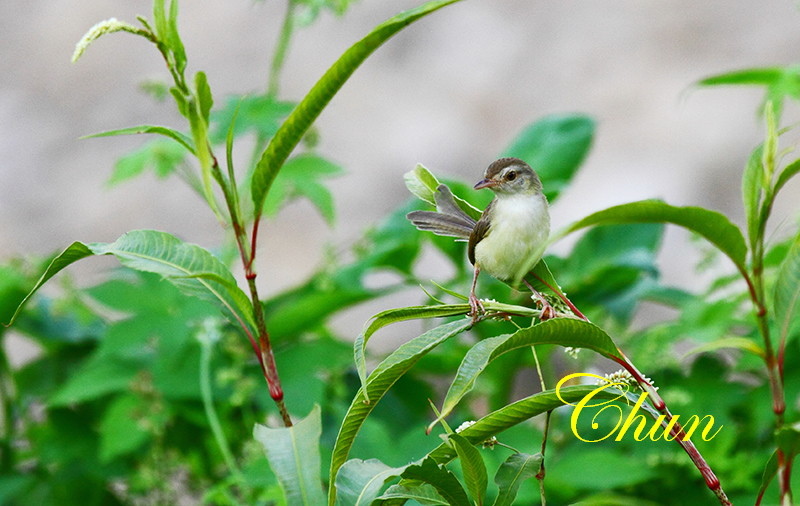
xmin=484 ymin=157 xmax=529 ymax=179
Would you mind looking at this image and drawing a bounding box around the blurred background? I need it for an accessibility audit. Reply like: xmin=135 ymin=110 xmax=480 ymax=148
xmin=2 ymin=0 xmax=800 ymax=311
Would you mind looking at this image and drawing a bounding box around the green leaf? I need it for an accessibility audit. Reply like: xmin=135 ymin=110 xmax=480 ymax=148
xmin=82 ymin=125 xmax=195 ymax=154
xmin=427 ymin=385 xmax=624 ymax=465
xmin=90 ymin=230 xmax=256 ymax=334
xmin=399 ymin=457 xmax=470 ymax=506
xmin=435 ymin=318 xmax=621 ymax=425
xmin=492 ymin=453 xmax=540 ymax=506
xmin=334 ymin=459 xmax=405 ymax=506
xmin=742 ymin=145 xmax=764 ymax=249
xmin=697 ymin=66 xmax=800 ymax=117
xmin=354 ymin=305 xmax=473 ymax=397
xmin=195 ymin=71 xmax=213 ymax=123
xmin=683 ymin=336 xmax=764 ymax=359
xmin=210 ymin=94 xmax=295 ymax=143
xmin=449 ymin=434 xmax=487 ymax=505
xmin=262 ymin=154 xmax=343 ymax=225
xmin=254 ymin=405 xmax=326 ymax=506
xmin=4 ymin=242 xmax=94 ymax=326
xmin=774 ymin=232 xmax=800 ymax=346
xmin=503 ymin=114 xmax=595 ymax=202
xmin=251 ymin=0 xmax=463 ymax=221
xmin=50 ymin=354 xmax=141 ymax=405
xmin=72 ymin=18 xmax=152 ymax=63
xmin=774 ymin=158 xmax=800 ymax=197
xmin=5 ymin=231 xmax=256 ymax=337
xmin=377 ymin=481 xmax=448 ymax=504
xmin=98 ymin=394 xmax=152 ymax=462
xmin=329 ymin=318 xmax=472 ymax=506
xmin=403 ymin=165 xmax=482 ymax=221
xmin=556 ymin=200 xmax=747 ymax=273
xmin=106 ymin=139 xmax=188 ymax=186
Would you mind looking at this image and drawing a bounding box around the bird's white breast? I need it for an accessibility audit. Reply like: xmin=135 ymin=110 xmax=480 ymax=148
xmin=474 ymin=193 xmax=549 ymax=281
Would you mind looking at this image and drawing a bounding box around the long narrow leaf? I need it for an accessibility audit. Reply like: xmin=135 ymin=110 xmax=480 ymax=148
xmin=3 ymin=242 xmax=94 ymax=326
xmin=254 ymin=405 xmax=326 ymax=506
xmin=427 ymin=385 xmax=624 ymax=464
xmin=5 ymin=231 xmax=256 ymax=337
xmin=354 ymin=304 xmax=471 ymax=399
xmin=774 ymin=232 xmax=800 ymax=345
xmin=450 ymin=434 xmax=487 ymax=505
xmin=435 ymin=318 xmax=621 ymax=426
xmin=329 ymin=318 xmax=472 ymax=506
xmin=82 ymin=125 xmax=196 ymax=154
xmin=251 ymin=0 xmax=463 ymax=219
xmin=555 ymin=200 xmax=747 ymax=272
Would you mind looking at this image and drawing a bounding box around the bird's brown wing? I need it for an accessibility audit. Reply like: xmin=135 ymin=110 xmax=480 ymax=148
xmin=468 ymin=199 xmax=494 ymax=265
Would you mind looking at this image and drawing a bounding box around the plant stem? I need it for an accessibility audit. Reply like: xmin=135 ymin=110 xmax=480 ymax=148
xmin=612 ymin=353 xmax=731 ymax=505
xmin=268 ymin=1 xmax=296 ymax=97
xmin=200 ymin=337 xmax=244 ymax=481
xmin=0 ymin=339 xmax=16 ymax=474
xmin=246 ymin=275 xmax=292 ymax=427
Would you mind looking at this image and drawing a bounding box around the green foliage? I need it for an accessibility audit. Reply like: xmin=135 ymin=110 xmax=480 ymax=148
xmin=254 ymin=405 xmax=326 ymax=505
xmin=6 ymin=0 xmax=800 ymax=504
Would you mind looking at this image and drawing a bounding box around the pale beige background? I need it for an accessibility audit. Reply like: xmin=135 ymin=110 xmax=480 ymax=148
xmin=2 ymin=1 xmax=800 ymax=322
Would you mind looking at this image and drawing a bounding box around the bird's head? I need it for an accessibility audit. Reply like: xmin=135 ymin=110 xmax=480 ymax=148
xmin=473 ymin=157 xmax=543 ymax=196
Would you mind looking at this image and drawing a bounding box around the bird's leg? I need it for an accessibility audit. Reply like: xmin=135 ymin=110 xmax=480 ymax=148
xmin=523 ymin=279 xmax=555 ymax=320
xmin=468 ymin=264 xmax=485 ymax=322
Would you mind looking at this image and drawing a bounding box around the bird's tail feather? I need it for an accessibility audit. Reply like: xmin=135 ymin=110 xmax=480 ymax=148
xmin=406 ymin=184 xmax=476 ymax=240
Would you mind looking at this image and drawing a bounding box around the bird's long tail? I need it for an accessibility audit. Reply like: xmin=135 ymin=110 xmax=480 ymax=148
xmin=406 ymin=184 xmax=476 ymax=240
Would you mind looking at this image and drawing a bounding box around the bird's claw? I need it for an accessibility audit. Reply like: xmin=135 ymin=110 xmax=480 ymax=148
xmin=468 ymin=294 xmax=485 ymax=323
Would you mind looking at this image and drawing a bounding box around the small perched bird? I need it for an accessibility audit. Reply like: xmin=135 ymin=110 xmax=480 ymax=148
xmin=407 ymin=157 xmax=552 ymax=321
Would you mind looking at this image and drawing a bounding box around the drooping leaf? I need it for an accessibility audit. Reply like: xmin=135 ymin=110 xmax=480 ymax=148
xmin=329 ymin=318 xmax=472 ymax=506
xmin=251 ymin=0 xmax=464 ymax=221
xmin=254 ymin=405 xmax=326 ymax=506
xmin=697 ymin=66 xmax=800 ymax=117
xmin=90 ymin=230 xmax=256 ymax=334
xmin=334 ymin=459 xmax=406 ymax=506
xmin=5 ymin=231 xmax=256 ymax=338
xmin=435 ymin=318 xmax=621 ymax=425
xmin=4 ymin=242 xmax=94 ymax=326
xmin=71 ymin=18 xmax=153 ymax=63
xmin=503 ymin=114 xmax=595 ymax=202
xmin=492 ymin=453 xmax=540 ymax=506
xmin=556 ymin=200 xmax=748 ymax=273
xmin=83 ymin=125 xmax=195 ymax=154
xmin=449 ymin=434 xmax=487 ymax=505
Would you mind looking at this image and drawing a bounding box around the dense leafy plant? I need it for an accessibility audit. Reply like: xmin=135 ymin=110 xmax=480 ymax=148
xmin=2 ymin=1 xmax=800 ymax=505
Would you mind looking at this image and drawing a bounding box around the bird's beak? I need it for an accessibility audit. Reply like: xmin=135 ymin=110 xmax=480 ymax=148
xmin=473 ymin=178 xmax=498 ymax=190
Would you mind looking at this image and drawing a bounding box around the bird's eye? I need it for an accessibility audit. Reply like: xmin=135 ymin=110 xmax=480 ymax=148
xmin=505 ymin=170 xmax=516 ymax=181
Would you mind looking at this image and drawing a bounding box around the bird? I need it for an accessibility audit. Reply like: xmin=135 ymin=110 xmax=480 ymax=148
xmin=407 ymin=157 xmax=553 ymax=321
